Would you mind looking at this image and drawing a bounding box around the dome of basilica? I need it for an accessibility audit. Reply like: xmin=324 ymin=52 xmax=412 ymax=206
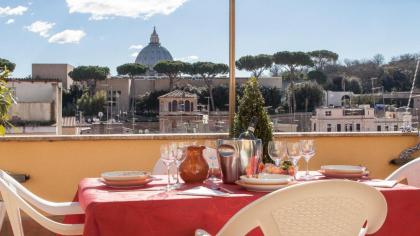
xmin=135 ymin=27 xmax=173 ymax=68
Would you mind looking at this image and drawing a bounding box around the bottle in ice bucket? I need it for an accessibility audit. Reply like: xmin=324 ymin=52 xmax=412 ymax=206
xmin=238 ymin=117 xmax=257 ymax=140
xmin=238 ymin=117 xmax=262 ymax=177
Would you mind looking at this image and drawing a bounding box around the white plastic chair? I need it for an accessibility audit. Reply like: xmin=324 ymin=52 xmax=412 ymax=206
xmin=196 ymin=180 xmax=387 ymax=236
xmin=0 ymin=170 xmax=84 ymax=235
xmin=386 ymin=157 xmax=420 ymax=187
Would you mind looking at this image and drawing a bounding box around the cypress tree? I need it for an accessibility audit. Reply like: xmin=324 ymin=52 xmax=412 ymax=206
xmin=232 ymin=77 xmax=274 ymax=163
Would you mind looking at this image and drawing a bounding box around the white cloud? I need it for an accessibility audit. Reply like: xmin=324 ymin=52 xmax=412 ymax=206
xmin=48 ymin=30 xmax=86 ymax=44
xmin=25 ymin=21 xmax=55 ymax=37
xmin=66 ymin=0 xmax=188 ymax=20
xmin=5 ymin=19 xmax=14 ymax=24
xmin=129 ymin=44 xmax=143 ymax=50
xmin=131 ymin=52 xmax=139 ymax=57
xmin=175 ymin=55 xmax=199 ymax=62
xmin=0 ymin=6 xmax=28 ymax=16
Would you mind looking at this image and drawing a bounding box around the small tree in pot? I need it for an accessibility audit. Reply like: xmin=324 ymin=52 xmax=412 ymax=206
xmin=232 ymin=77 xmax=273 ymax=163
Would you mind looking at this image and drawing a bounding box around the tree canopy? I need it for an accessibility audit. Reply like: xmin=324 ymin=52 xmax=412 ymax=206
xmin=76 ymin=91 xmax=106 ymax=117
xmin=190 ymin=62 xmax=229 ymax=77
xmin=308 ymin=50 xmax=338 ymax=71
xmin=289 ymin=82 xmax=324 ymax=112
xmin=154 ymin=60 xmax=190 ymax=91
xmin=307 ymin=70 xmax=327 ymax=85
xmin=0 ymin=68 xmax=14 ymax=135
xmin=117 ymin=63 xmax=147 ymax=77
xmin=190 ymin=62 xmax=229 ymax=111
xmin=69 ymin=66 xmax=110 ymax=81
xmin=236 ymin=54 xmax=273 ymax=78
xmin=0 ymin=58 xmax=16 ymax=72
xmin=273 ymin=51 xmax=314 ymax=79
xmin=69 ymin=66 xmax=110 ymax=94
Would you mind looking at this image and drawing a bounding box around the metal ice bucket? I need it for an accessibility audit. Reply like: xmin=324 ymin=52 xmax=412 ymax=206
xmin=237 ymin=139 xmax=262 ymax=176
xmin=217 ymin=139 xmax=262 ymax=184
xmin=217 ymin=139 xmax=240 ymax=184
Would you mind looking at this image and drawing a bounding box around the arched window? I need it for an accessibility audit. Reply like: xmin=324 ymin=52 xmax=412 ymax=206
xmin=190 ymin=102 xmax=194 ymax=111
xmin=172 ymin=100 xmax=178 ymax=112
xmin=184 ymin=100 xmax=190 ymax=112
xmin=168 ymin=102 xmax=172 ymax=112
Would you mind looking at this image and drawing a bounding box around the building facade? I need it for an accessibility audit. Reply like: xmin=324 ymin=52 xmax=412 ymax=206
xmin=6 ymin=78 xmax=62 ymax=134
xmin=311 ymin=105 xmax=413 ymax=132
xmin=32 ymin=63 xmax=74 ymax=90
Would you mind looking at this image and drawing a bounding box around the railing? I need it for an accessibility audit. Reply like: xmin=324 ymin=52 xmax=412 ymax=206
xmin=0 ymin=132 xmax=418 ymax=201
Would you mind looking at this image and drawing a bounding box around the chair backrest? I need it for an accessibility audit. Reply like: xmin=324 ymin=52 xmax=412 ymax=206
xmin=386 ymin=157 xmax=420 ymax=187
xmin=217 ymin=180 xmax=387 ymax=236
xmin=0 ymin=171 xmax=82 ymax=215
xmin=0 ymin=171 xmax=83 ymax=236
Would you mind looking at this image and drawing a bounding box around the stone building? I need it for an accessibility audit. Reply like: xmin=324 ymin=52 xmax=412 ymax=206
xmin=6 ymin=78 xmax=62 ymax=134
xmin=311 ymin=105 xmax=413 ymax=132
xmin=32 ymin=63 xmax=74 ymax=90
xmin=158 ymin=90 xmax=201 ymax=133
xmin=135 ymin=27 xmax=173 ymax=73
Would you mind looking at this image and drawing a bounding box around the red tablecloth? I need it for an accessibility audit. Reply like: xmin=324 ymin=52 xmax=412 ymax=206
xmin=67 ymin=175 xmax=420 ymax=236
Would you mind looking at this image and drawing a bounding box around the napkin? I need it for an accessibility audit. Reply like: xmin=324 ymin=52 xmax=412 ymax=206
xmin=362 ymin=179 xmax=397 ymax=188
xmin=177 ymin=186 xmax=230 ymax=197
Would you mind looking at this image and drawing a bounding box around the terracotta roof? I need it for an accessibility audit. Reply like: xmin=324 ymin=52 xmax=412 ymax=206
xmin=158 ymin=90 xmax=197 ymax=99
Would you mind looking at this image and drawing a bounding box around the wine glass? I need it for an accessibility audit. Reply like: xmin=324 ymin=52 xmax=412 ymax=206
xmin=203 ymin=142 xmax=221 ymax=189
xmin=160 ymin=144 xmax=175 ymax=191
xmin=268 ymin=141 xmax=287 ymax=167
xmin=173 ymin=142 xmax=187 ymax=189
xmin=300 ymin=140 xmax=315 ymax=180
xmin=286 ymin=142 xmax=302 ymax=180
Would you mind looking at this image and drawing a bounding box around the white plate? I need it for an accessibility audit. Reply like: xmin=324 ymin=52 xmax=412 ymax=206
xmin=240 ymin=174 xmax=292 ymax=185
xmin=320 ymin=165 xmax=365 ymax=174
xmin=236 ymin=180 xmax=296 ymax=192
xmin=100 ymin=178 xmax=153 ymax=188
xmin=101 ymin=171 xmax=150 ymax=181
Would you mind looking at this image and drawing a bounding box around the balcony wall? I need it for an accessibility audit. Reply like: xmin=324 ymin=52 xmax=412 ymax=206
xmin=0 ymin=132 xmax=418 ymax=202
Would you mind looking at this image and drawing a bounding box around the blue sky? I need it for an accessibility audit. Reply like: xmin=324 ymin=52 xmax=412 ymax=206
xmin=1 ymin=0 xmax=420 ymax=77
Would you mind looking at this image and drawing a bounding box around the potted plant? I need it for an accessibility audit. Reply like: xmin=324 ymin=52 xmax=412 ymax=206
xmin=232 ymin=77 xmax=274 ymax=163
xmin=0 ymin=67 xmax=15 ymax=135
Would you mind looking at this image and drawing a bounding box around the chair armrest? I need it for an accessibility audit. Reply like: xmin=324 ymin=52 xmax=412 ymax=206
xmin=358 ymin=227 xmax=367 ymax=236
xmin=195 ymin=229 xmax=211 ymax=236
xmin=41 ymin=202 xmax=84 ymax=215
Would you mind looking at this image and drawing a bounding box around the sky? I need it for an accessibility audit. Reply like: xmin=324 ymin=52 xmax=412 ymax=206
xmin=1 ymin=0 xmax=420 ymax=77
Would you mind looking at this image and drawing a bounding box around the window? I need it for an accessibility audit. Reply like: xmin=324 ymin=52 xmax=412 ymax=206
xmin=172 ymin=100 xmax=178 ymax=112
xmin=327 ymin=124 xmax=332 ymax=132
xmin=337 ymin=124 xmax=341 ymax=132
xmin=325 ymin=111 xmax=332 ymax=116
xmin=356 ymin=124 xmax=361 ymax=132
xmin=385 ymin=125 xmax=389 ymax=131
xmin=377 ymin=126 xmax=382 ymax=131
xmin=184 ymin=100 xmax=190 ymax=112
xmin=313 ymin=123 xmax=316 ymax=131
xmin=394 ymin=125 xmax=398 ymax=131
xmin=349 ymin=124 xmax=353 ymax=132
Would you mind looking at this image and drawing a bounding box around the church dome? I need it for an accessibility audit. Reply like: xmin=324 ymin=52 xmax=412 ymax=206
xmin=135 ymin=27 xmax=173 ymax=69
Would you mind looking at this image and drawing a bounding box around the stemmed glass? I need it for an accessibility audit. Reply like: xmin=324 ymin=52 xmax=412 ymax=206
xmin=173 ymin=142 xmax=187 ymax=189
xmin=204 ymin=140 xmax=221 ymax=189
xmin=300 ymin=140 xmax=315 ymax=180
xmin=160 ymin=144 xmax=175 ymax=191
xmin=268 ymin=141 xmax=287 ymax=167
xmin=286 ymin=142 xmax=302 ymax=180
